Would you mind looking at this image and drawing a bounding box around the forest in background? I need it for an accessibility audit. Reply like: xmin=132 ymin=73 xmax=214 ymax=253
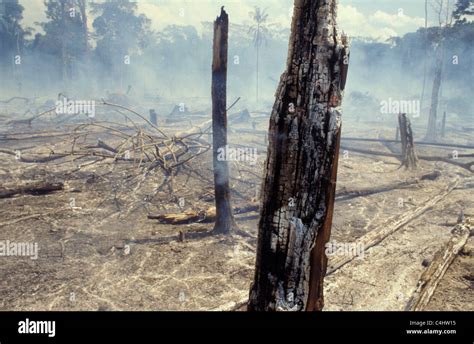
xmin=0 ymin=0 xmax=473 ymax=123
xmin=0 ymin=0 xmax=472 ymax=315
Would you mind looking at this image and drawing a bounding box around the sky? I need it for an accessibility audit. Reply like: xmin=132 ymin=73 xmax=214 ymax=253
xmin=19 ymin=0 xmax=444 ymax=41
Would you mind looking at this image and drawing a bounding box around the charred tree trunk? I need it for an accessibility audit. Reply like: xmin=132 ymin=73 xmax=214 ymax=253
xmin=248 ymin=0 xmax=349 ymax=311
xmin=419 ymin=0 xmax=428 ymax=111
xmin=79 ymin=0 xmax=88 ymax=53
xmin=60 ymin=0 xmax=68 ymax=85
xmin=426 ymin=44 xmax=443 ymax=142
xmin=211 ymin=7 xmax=236 ymax=234
xmin=399 ymin=113 xmax=418 ymax=169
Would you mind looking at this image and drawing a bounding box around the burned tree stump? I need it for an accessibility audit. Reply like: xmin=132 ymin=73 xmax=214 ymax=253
xmin=398 ymin=113 xmax=418 ymax=169
xmin=211 ymin=7 xmax=236 ymax=234
xmin=248 ymin=0 xmax=349 ymax=311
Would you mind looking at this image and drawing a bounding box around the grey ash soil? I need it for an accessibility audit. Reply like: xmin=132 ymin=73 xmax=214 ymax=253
xmin=0 ymin=117 xmax=472 ymax=310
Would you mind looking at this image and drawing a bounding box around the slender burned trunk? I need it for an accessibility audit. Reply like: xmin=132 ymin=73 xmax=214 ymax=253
xmin=79 ymin=0 xmax=88 ymax=53
xmin=248 ymin=0 xmax=349 ymax=311
xmin=399 ymin=113 xmax=418 ymax=169
xmin=420 ymin=0 xmax=428 ymax=110
xmin=211 ymin=7 xmax=236 ymax=234
xmin=426 ymin=44 xmax=443 ymax=141
xmin=60 ymin=0 xmax=68 ymax=85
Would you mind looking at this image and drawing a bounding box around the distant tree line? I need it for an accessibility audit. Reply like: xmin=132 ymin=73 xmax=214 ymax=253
xmin=0 ymin=0 xmax=288 ymax=102
xmin=0 ymin=0 xmax=472 ymax=111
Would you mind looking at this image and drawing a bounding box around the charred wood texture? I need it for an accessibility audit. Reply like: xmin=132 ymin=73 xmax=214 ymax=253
xmin=211 ymin=7 xmax=236 ymax=234
xmin=405 ymin=222 xmax=471 ymax=311
xmin=398 ymin=113 xmax=418 ymax=169
xmin=0 ymin=182 xmax=64 ymax=199
xmin=248 ymin=0 xmax=349 ymax=311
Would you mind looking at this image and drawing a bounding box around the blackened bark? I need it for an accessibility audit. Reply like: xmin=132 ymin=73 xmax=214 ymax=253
xmin=211 ymin=7 xmax=236 ymax=234
xmin=306 ymin=128 xmax=341 ymax=310
xmin=248 ymin=0 xmax=349 ymax=311
xmin=399 ymin=113 xmax=418 ymax=169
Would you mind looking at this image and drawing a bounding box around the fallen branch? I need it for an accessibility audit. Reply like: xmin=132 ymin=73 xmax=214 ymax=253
xmin=0 ymin=148 xmax=67 ymax=163
xmin=342 ymin=137 xmax=474 ymax=150
xmin=6 ymin=107 xmax=57 ymax=126
xmin=148 ymin=208 xmax=213 ymax=224
xmin=340 ymin=145 xmax=474 ymax=172
xmin=0 ymin=131 xmax=89 ymax=142
xmin=0 ymin=182 xmax=64 ymax=199
xmin=327 ymin=180 xmax=459 ymax=274
xmin=0 ymin=207 xmax=67 ymax=228
xmin=336 ymin=171 xmax=440 ymax=201
xmin=226 ymin=97 xmax=241 ymax=111
xmin=147 ymin=202 xmax=259 ymax=224
xmin=100 ymin=100 xmax=169 ymax=139
xmin=97 ymin=139 xmax=119 ymax=153
xmin=405 ymin=222 xmax=471 ymax=311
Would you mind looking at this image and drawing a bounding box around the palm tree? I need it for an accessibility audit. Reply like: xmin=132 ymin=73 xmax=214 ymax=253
xmin=248 ymin=7 xmax=269 ymax=104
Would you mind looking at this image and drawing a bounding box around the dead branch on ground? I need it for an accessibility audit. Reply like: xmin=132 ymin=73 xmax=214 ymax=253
xmin=340 ymin=145 xmax=474 ymax=172
xmin=405 ymin=221 xmax=471 ymax=311
xmin=327 ymin=179 xmax=460 ymax=274
xmin=0 ymin=182 xmax=64 ymax=198
xmin=147 ymin=202 xmax=259 ymax=225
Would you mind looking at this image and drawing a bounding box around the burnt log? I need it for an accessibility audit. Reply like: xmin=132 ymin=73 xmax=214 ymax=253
xmin=0 ymin=182 xmax=64 ymax=199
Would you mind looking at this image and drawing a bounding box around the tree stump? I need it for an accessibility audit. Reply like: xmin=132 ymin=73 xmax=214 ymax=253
xmin=399 ymin=113 xmax=418 ymax=169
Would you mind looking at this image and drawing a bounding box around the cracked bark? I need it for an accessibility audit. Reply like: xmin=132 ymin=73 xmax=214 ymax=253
xmin=248 ymin=0 xmax=349 ymax=311
xmin=399 ymin=113 xmax=418 ymax=170
xmin=211 ymin=7 xmax=236 ymax=234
